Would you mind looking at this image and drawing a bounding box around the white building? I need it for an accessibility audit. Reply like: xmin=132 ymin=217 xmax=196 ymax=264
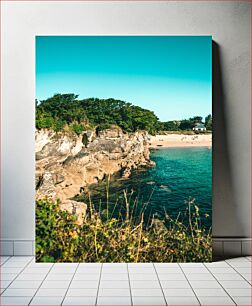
xmin=192 ymin=123 xmax=206 ymax=131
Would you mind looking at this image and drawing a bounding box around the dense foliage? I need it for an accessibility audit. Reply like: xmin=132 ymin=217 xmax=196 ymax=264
xmin=36 ymin=193 xmax=212 ymax=262
xmin=36 ymin=94 xmax=212 ymax=134
xmin=36 ymin=94 xmax=159 ymax=134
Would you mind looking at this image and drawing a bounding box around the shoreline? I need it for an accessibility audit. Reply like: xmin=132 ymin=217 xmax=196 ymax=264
xmin=149 ymin=133 xmax=212 ymax=149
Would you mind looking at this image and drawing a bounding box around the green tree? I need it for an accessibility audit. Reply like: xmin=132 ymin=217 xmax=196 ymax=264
xmin=162 ymin=121 xmax=180 ymax=131
xmin=36 ymin=108 xmax=55 ymax=129
xmin=179 ymin=119 xmax=193 ymax=130
xmin=179 ymin=116 xmax=203 ymax=130
xmin=191 ymin=116 xmax=203 ymax=124
xmin=36 ymin=93 xmax=208 ymax=135
xmin=37 ymin=94 xmax=87 ymax=124
xmin=205 ymin=114 xmax=212 ymax=130
xmin=36 ymin=94 xmax=160 ymax=134
xmin=69 ymin=121 xmax=85 ymax=135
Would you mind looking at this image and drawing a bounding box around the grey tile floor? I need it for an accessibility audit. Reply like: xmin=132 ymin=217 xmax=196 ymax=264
xmin=0 ymin=256 xmax=251 ymax=305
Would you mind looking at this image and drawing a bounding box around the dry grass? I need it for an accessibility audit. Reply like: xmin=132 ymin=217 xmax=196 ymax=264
xmin=36 ymin=188 xmax=212 ymax=263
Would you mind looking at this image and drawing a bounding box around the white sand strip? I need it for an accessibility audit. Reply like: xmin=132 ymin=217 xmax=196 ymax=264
xmin=149 ymin=134 xmax=212 ymax=148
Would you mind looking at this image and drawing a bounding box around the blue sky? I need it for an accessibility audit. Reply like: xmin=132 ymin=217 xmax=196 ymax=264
xmin=36 ymin=36 xmax=212 ymax=121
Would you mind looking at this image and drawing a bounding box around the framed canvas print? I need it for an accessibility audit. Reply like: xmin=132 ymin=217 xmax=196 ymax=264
xmin=35 ymin=36 xmax=212 ymax=262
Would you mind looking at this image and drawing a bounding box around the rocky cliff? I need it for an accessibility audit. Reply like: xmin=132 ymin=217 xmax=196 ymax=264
xmin=35 ymin=126 xmax=154 ymax=223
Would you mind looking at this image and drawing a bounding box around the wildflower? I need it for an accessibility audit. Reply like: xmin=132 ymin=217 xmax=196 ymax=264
xmin=69 ymin=231 xmax=78 ymax=239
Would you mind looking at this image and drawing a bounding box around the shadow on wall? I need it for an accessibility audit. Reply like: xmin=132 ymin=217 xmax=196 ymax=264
xmin=212 ymin=41 xmax=245 ymax=260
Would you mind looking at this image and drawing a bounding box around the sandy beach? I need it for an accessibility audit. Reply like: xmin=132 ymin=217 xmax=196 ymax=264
xmin=149 ymin=134 xmax=212 ymax=148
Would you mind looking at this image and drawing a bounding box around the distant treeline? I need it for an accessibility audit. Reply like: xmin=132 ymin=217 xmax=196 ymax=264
xmin=161 ymin=115 xmax=212 ymax=131
xmin=36 ymin=94 xmax=212 ymax=135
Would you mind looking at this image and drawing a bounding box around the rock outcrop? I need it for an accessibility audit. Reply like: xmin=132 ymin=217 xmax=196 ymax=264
xmin=59 ymin=200 xmax=87 ymax=225
xmin=36 ymin=126 xmax=154 ymax=224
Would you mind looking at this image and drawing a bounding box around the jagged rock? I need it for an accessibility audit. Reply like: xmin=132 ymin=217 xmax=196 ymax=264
xmin=86 ymin=162 xmax=99 ymax=171
xmin=149 ymin=160 xmax=156 ymax=167
xmin=35 ymin=129 xmax=95 ymax=161
xmin=60 ymin=200 xmax=87 ymax=225
xmin=95 ymin=152 xmax=106 ymax=161
xmin=35 ymin=129 xmax=55 ymax=153
xmin=36 ymin=141 xmax=61 ymax=160
xmin=98 ymin=126 xmax=123 ymax=138
xmin=88 ymin=139 xmax=120 ymax=153
xmin=52 ymin=173 xmax=65 ymax=185
xmin=35 ymin=127 xmax=155 ymax=219
xmin=122 ymin=168 xmax=131 ymax=178
xmin=36 ymin=172 xmax=57 ymax=201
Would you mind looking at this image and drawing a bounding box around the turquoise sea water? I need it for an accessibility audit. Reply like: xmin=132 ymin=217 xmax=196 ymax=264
xmin=86 ymin=147 xmax=212 ymax=229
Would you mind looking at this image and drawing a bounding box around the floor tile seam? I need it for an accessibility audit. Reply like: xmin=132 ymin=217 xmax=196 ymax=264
xmin=95 ymin=263 xmax=103 ymax=306
xmin=152 ymin=262 xmax=169 ymax=306
xmin=0 ymin=256 xmax=34 ymax=297
xmin=202 ymin=262 xmax=238 ymax=305
xmin=61 ymin=263 xmax=80 ymax=306
xmin=126 ymin=263 xmax=133 ymax=306
xmin=224 ymin=260 xmax=252 ymax=286
xmin=28 ymin=260 xmax=55 ymax=305
xmin=178 ymin=263 xmax=202 ymax=306
xmin=0 ymin=256 xmax=12 ymax=267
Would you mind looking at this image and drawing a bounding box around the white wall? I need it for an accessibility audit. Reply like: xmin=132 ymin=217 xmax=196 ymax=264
xmin=1 ymin=1 xmax=251 ymax=248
